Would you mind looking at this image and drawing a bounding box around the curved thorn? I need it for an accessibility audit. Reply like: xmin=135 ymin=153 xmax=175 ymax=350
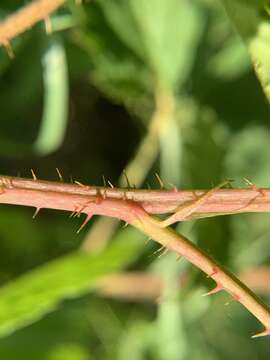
xmin=77 ymin=214 xmax=92 ymax=233
xmin=152 ymin=246 xmax=166 ymax=256
xmin=107 ymin=180 xmax=114 ymax=188
xmin=155 ymin=173 xmax=164 ymax=189
xmin=251 ymin=328 xmax=270 ymax=339
xmin=31 ymin=169 xmax=37 ymax=181
xmin=158 ymin=248 xmax=169 ymax=258
xmin=56 ymin=168 xmax=63 ymax=181
xmin=32 ymin=208 xmax=41 ymax=219
xmin=74 ymin=180 xmax=85 ymax=187
xmin=167 ymin=182 xmax=178 ymax=192
xmin=202 ymin=284 xmax=223 ymax=297
xmin=243 ymin=177 xmax=266 ymax=197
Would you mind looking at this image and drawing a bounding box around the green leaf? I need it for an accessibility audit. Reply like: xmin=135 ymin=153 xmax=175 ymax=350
xmin=34 ymin=38 xmax=69 ymax=155
xmin=208 ymin=37 xmax=251 ymax=80
xmin=221 ymin=0 xmax=270 ymax=102
xmin=0 ymin=227 xmax=144 ymax=338
xmin=75 ymin=0 xmax=203 ymax=110
xmin=128 ymin=0 xmax=203 ymax=88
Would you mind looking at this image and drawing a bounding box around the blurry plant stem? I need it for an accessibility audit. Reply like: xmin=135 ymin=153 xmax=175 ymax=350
xmin=119 ymin=85 xmax=175 ymax=186
xmin=0 ymin=0 xmax=66 ymax=47
xmin=82 ymin=85 xmax=175 ymax=251
xmin=97 ymin=266 xmax=270 ymax=301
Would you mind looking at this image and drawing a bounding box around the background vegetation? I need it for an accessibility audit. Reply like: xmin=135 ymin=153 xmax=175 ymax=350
xmin=0 ymin=0 xmax=269 ymax=358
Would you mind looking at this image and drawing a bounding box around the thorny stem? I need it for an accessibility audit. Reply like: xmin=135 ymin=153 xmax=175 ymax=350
xmin=0 ymin=0 xmax=66 ymax=47
xmin=2 ymin=176 xmax=270 ymax=218
xmin=0 ymin=175 xmax=270 ymax=337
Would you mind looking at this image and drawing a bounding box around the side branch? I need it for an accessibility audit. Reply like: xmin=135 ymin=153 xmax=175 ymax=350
xmin=0 ymin=0 xmax=65 ymax=46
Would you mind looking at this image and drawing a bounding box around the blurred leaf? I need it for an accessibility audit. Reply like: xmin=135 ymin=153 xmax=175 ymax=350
xmin=208 ymin=36 xmax=251 ymax=80
xmin=225 ymin=125 xmax=270 ymax=187
xmin=160 ymin=117 xmax=183 ymax=186
xmin=225 ymin=125 xmax=270 ymax=268
xmin=150 ymin=253 xmax=188 ymax=360
xmin=47 ymin=344 xmax=89 ymax=360
xmin=221 ymin=0 xmax=270 ymax=102
xmin=0 ymin=227 xmax=144 ymax=338
xmin=99 ymin=0 xmax=204 ymax=88
xmin=34 ymin=38 xmax=69 ymax=155
xmin=118 ymin=321 xmax=154 ymax=360
xmin=74 ymin=0 xmax=204 ymax=113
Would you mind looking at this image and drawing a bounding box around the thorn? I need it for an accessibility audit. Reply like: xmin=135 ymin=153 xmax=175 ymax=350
xmin=56 ymin=168 xmax=63 ymax=181
xmin=122 ymin=222 xmax=129 ymax=229
xmin=77 ymin=214 xmax=92 ymax=233
xmin=70 ymin=211 xmax=77 ymax=218
xmin=202 ymin=284 xmax=223 ymax=297
xmin=70 ymin=210 xmax=76 ymax=218
xmin=31 ymin=169 xmax=37 ymax=181
xmin=243 ymin=177 xmax=253 ymax=187
xmin=74 ymin=180 xmax=85 ymax=187
xmin=243 ymin=178 xmax=266 ymax=197
xmin=70 ymin=204 xmax=81 ymax=218
xmin=152 ymin=246 xmax=167 ymax=256
xmin=107 ymin=180 xmax=114 ymax=188
xmin=167 ymin=182 xmax=178 ymax=192
xmin=32 ymin=208 xmax=41 ymax=219
xmin=44 ymin=16 xmax=52 ymax=34
xmin=251 ymin=328 xmax=270 ymax=339
xmin=70 ymin=175 xmax=74 ymax=183
xmin=3 ymin=40 xmax=14 ymax=59
xmin=158 ymin=248 xmax=169 ymax=258
xmin=122 ymin=171 xmax=131 ymax=188
xmin=155 ymin=173 xmax=165 ymax=189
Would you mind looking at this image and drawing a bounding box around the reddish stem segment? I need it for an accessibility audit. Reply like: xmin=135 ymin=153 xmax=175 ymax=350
xmin=1 ymin=176 xmax=270 ymax=218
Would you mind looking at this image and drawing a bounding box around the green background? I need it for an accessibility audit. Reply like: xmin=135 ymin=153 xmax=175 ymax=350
xmin=0 ymin=0 xmax=269 ymax=358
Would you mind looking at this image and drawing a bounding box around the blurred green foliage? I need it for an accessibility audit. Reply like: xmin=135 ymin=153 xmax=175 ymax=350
xmin=0 ymin=0 xmax=269 ymax=359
